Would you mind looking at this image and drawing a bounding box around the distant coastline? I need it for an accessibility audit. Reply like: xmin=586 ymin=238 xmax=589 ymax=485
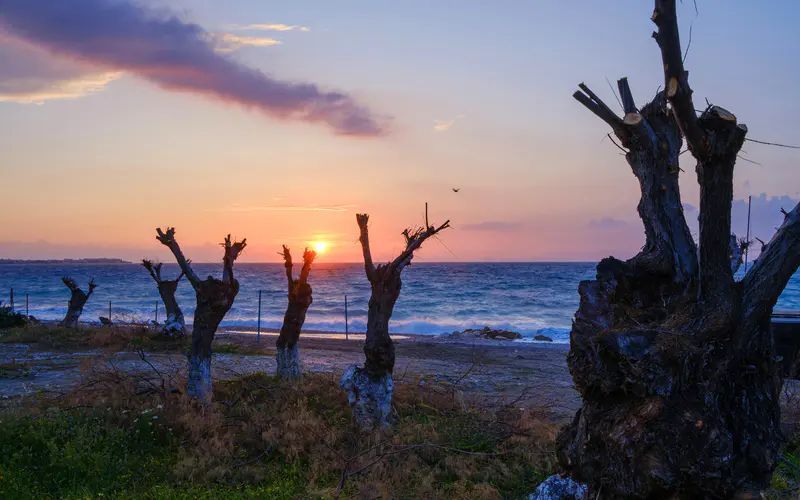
xmin=0 ymin=258 xmax=132 ymax=265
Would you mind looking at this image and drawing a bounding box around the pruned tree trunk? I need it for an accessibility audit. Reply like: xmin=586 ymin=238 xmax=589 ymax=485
xmin=341 ymin=208 xmax=450 ymax=428
xmin=59 ymin=277 xmax=96 ymax=328
xmin=556 ymin=2 xmax=800 ymax=498
xmin=156 ymin=228 xmax=246 ymax=403
xmin=141 ymin=259 xmax=186 ymax=337
xmin=276 ymin=246 xmax=316 ymax=379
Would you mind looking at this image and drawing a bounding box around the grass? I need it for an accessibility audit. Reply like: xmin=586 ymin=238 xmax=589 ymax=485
xmin=0 ymin=363 xmax=558 ymax=499
xmin=0 ymin=325 xmax=272 ymax=357
xmin=0 ymin=362 xmax=32 ymax=379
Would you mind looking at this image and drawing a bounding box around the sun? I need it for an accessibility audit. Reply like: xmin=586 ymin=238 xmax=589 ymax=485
xmin=313 ymin=241 xmax=327 ymax=253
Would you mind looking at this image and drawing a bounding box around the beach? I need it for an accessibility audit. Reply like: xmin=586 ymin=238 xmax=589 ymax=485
xmin=0 ymin=326 xmax=580 ymax=418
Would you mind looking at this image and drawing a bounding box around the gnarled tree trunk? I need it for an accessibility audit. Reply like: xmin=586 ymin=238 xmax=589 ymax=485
xmin=276 ymin=246 xmax=316 ymax=379
xmin=59 ymin=277 xmax=96 ymax=328
xmin=156 ymin=228 xmax=246 ymax=403
xmin=556 ymin=2 xmax=800 ymax=498
xmin=341 ymin=208 xmax=450 ymax=428
xmin=141 ymin=259 xmax=186 ymax=337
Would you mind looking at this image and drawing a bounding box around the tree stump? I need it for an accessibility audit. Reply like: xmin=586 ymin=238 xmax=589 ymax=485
xmin=556 ymin=2 xmax=800 ymax=497
xmin=59 ymin=277 xmax=96 ymax=328
xmin=342 ymin=209 xmax=450 ymax=428
xmin=156 ymin=228 xmax=246 ymax=403
xmin=141 ymin=260 xmax=186 ymax=337
xmin=276 ymin=246 xmax=316 ymax=379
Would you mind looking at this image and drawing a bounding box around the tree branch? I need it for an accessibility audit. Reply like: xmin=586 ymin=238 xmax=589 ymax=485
xmin=356 ymin=213 xmax=376 ymax=280
xmin=155 ymin=227 xmax=201 ymax=288
xmin=222 ymin=234 xmax=247 ymax=284
xmin=62 ymin=276 xmax=78 ymax=292
xmin=617 ymin=77 xmax=638 ymax=114
xmin=730 ymin=235 xmax=748 ymax=275
xmin=86 ymin=279 xmax=97 ymax=299
xmin=573 ymin=83 xmax=628 ymax=143
xmin=281 ymin=245 xmax=294 ymax=292
xmin=141 ymin=259 xmax=162 ymax=283
xmin=652 ymin=0 xmax=707 ymax=159
xmin=299 ymin=248 xmax=316 ymax=284
xmin=390 ymin=205 xmax=451 ymax=272
xmin=742 ymin=201 xmax=800 ymax=323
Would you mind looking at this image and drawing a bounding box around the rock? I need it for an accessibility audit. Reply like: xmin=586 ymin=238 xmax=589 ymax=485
xmin=443 ymin=326 xmax=522 ymax=341
xmin=534 ymin=334 xmax=553 ymax=342
xmin=529 ymin=474 xmax=588 ymax=500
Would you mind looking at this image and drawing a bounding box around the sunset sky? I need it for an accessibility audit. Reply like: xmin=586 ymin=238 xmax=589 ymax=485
xmin=1 ymin=0 xmax=798 ymax=263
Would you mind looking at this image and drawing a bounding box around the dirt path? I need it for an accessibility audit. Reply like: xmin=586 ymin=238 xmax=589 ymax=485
xmin=0 ymin=331 xmax=580 ymax=418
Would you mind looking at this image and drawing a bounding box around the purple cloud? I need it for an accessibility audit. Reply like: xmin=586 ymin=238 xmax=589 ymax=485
xmin=0 ymin=0 xmax=388 ymax=136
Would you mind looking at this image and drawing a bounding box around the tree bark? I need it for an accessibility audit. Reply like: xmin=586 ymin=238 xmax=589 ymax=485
xmin=556 ymin=3 xmax=799 ymax=496
xmin=59 ymin=277 xmax=96 ymax=328
xmin=276 ymin=246 xmax=316 ymax=379
xmin=156 ymin=228 xmax=245 ymax=403
xmin=341 ymin=210 xmax=449 ymax=428
xmin=141 ymin=260 xmax=186 ymax=337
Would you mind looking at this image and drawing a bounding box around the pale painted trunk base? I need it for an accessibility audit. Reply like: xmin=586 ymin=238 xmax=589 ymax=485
xmin=187 ymin=355 xmax=212 ymax=403
xmin=276 ymin=343 xmax=301 ymax=379
xmin=340 ymin=364 xmax=393 ymax=428
xmin=161 ymin=313 xmax=186 ymax=337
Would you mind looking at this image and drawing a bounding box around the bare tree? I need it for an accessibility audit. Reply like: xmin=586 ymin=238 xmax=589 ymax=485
xmin=59 ymin=277 xmax=96 ymax=328
xmin=556 ymin=1 xmax=800 ymax=497
xmin=341 ymin=207 xmax=450 ymax=427
xmin=275 ymin=245 xmax=317 ymax=379
xmin=141 ymin=259 xmax=187 ymax=337
xmin=156 ymin=227 xmax=246 ymax=403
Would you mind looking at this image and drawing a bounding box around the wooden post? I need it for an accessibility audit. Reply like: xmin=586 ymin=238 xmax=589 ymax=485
xmin=26 ymin=294 xmax=29 ymax=318
xmin=344 ymin=295 xmax=349 ymax=340
xmin=109 ymin=300 xmax=112 ymax=322
xmin=257 ymin=289 xmax=262 ymax=344
xmin=9 ymin=288 xmax=13 ymax=313
xmin=155 ymin=300 xmax=159 ymax=324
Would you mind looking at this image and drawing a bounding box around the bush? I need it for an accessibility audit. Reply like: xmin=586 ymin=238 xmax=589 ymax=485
xmin=0 ymin=304 xmax=26 ymax=329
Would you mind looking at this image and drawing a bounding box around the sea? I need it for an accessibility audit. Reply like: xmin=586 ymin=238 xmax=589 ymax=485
xmin=2 ymin=262 xmax=799 ymax=344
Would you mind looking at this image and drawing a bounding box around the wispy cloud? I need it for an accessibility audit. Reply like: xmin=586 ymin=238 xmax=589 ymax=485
xmin=216 ymin=204 xmax=356 ymax=212
xmin=212 ymin=33 xmax=281 ymax=53
xmin=231 ymin=24 xmax=310 ymax=32
xmin=433 ymin=115 xmax=464 ymax=132
xmin=0 ymin=0 xmax=387 ymax=136
xmin=0 ymin=37 xmax=121 ymax=103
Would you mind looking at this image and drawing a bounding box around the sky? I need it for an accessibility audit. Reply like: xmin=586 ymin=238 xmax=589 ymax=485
xmin=1 ymin=0 xmax=799 ymax=263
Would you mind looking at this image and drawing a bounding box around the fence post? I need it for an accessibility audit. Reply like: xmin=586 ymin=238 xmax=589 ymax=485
xmin=257 ymin=289 xmax=262 ymax=344
xmin=344 ymin=295 xmax=349 ymax=341
xmin=109 ymin=300 xmax=112 ymax=322
xmin=26 ymin=294 xmax=29 ymax=319
xmin=9 ymin=288 xmax=13 ymax=313
xmin=155 ymin=300 xmax=159 ymax=324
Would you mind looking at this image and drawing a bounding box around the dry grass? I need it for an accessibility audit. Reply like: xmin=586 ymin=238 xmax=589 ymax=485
xmin=0 ymin=352 xmax=559 ymax=499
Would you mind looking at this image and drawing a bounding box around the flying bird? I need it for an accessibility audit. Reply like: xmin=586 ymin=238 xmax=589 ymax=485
xmin=452 ymin=188 xmax=460 ymax=193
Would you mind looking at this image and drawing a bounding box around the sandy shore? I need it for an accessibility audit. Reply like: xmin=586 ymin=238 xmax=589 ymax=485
xmin=1 ymin=327 xmax=580 ymax=419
